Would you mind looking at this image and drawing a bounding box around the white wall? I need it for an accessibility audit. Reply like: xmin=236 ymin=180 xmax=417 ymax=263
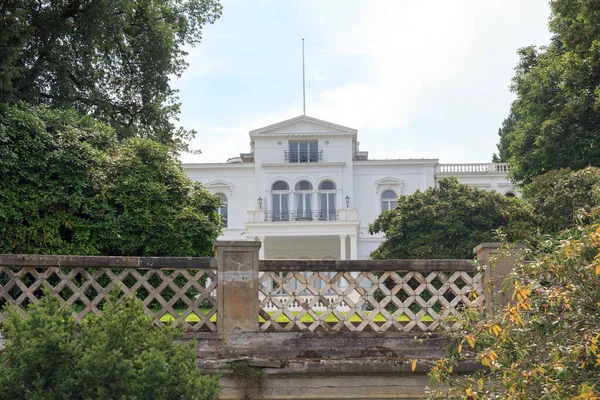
xmin=183 ymin=164 xmax=255 ymax=240
xmin=182 ymin=117 xmax=516 ymax=260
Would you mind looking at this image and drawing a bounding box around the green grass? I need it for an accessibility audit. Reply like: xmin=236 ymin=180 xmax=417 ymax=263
xmin=80 ymin=307 xmax=434 ymax=325
xmin=158 ymin=309 xmax=217 ymax=323
xmin=258 ymin=311 xmax=434 ymax=324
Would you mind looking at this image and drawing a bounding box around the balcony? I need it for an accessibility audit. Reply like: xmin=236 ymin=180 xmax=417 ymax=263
xmin=264 ymin=210 xmax=339 ymax=221
xmin=284 ymin=150 xmax=323 ymax=163
xmin=247 ymin=209 xmax=357 ymax=223
xmin=436 ymin=163 xmax=510 ymax=174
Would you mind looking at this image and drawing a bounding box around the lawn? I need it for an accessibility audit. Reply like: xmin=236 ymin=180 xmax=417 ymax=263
xmin=157 ymin=309 xmax=434 ymax=323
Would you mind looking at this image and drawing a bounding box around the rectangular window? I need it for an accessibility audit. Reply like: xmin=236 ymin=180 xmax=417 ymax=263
xmin=288 ymin=141 xmax=318 ymax=163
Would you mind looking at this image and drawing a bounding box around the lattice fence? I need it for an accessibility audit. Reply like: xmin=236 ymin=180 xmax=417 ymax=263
xmin=0 ymin=258 xmax=217 ymax=332
xmin=259 ymin=269 xmax=484 ymax=332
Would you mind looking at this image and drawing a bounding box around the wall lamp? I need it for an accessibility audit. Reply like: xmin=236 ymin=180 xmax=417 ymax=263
xmin=258 ymin=197 xmax=263 ymax=209
xmin=345 ymin=195 xmax=350 ymax=208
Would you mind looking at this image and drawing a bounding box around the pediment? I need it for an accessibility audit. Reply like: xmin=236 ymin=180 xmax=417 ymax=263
xmin=374 ymin=176 xmax=404 ymax=186
xmin=249 ymin=115 xmax=357 ymax=138
xmin=374 ymin=176 xmax=404 ymax=195
xmin=205 ymin=180 xmax=234 ymax=196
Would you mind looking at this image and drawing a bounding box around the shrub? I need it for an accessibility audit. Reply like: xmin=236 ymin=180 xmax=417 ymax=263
xmin=523 ymin=166 xmax=600 ymax=234
xmin=369 ymin=177 xmax=532 ymax=259
xmin=0 ymin=291 xmax=221 ymax=400
xmin=426 ymin=215 xmax=600 ymax=398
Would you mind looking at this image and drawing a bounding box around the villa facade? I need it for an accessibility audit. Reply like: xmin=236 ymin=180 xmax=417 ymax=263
xmin=183 ymin=115 xmax=515 ymax=260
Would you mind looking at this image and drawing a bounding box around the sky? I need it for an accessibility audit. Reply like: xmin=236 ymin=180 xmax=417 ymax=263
xmin=174 ymin=0 xmax=552 ymax=164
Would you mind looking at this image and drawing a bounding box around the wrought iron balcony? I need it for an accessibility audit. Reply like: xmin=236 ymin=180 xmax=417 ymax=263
xmin=284 ymin=150 xmax=323 ymax=163
xmin=264 ymin=210 xmax=339 ymax=222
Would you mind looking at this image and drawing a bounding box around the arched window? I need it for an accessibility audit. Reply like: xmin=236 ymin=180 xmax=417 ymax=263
xmin=271 ymin=181 xmax=289 ymax=221
xmin=381 ymin=190 xmax=397 ymax=212
xmin=505 ymin=191 xmax=516 ymax=198
xmin=216 ymin=193 xmax=228 ymax=227
xmin=318 ymin=180 xmax=336 ymax=220
xmin=295 ymin=181 xmax=313 ymax=220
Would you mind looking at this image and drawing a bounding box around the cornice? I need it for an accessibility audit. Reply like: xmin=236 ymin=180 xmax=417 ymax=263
xmin=354 ymin=159 xmax=439 ymax=166
xmin=249 ymin=115 xmax=357 ymax=136
xmin=182 ymin=163 xmax=255 ymax=169
xmin=251 ymin=132 xmax=357 ymax=139
xmin=261 ymin=162 xmax=346 ymax=168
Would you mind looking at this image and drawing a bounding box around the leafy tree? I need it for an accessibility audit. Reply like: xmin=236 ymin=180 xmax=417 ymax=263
xmin=0 ymin=103 xmax=222 ymax=255
xmin=495 ymin=0 xmax=600 ymax=184
xmin=0 ymin=291 xmax=221 ymax=400
xmin=523 ymin=166 xmax=600 ymax=234
xmin=426 ymin=214 xmax=600 ymax=399
xmin=0 ymin=0 xmax=222 ymax=152
xmin=369 ymin=177 xmax=531 ymax=259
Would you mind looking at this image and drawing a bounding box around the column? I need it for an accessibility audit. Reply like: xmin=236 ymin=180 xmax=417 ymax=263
xmin=340 ymin=234 xmax=347 ymax=260
xmin=349 ymin=234 xmax=358 ymax=260
xmin=258 ymin=236 xmax=265 ymax=260
xmin=474 ymin=242 xmax=523 ymax=313
xmin=213 ymin=241 xmax=261 ymax=339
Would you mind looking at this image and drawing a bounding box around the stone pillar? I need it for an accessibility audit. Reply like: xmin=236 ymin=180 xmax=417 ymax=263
xmin=474 ymin=242 xmax=524 ymax=313
xmin=349 ymin=234 xmax=358 ymax=260
xmin=258 ymin=236 xmax=265 ymax=260
xmin=340 ymin=235 xmax=347 ymax=260
xmin=213 ymin=241 xmax=261 ymax=339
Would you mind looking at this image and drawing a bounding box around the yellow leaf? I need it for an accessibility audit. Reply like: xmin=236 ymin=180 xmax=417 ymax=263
xmin=458 ymin=343 xmax=463 ymax=354
xmin=411 ymin=359 xmax=417 ymax=372
xmin=466 ymin=334 xmax=476 ymax=348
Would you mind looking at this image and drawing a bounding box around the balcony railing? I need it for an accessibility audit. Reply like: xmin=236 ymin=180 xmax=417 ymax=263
xmin=436 ymin=163 xmax=510 ymax=174
xmin=264 ymin=210 xmax=339 ymax=222
xmin=284 ymin=150 xmax=323 ymax=163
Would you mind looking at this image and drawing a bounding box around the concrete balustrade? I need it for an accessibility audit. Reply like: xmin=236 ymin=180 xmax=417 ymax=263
xmin=0 ymin=241 xmax=521 ymax=399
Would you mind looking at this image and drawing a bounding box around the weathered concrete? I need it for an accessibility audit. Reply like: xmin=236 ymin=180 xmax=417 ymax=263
xmin=0 ymin=254 xmax=216 ymax=269
xmin=474 ymin=242 xmax=526 ymax=312
xmin=198 ymin=355 xmax=477 ymax=400
xmin=1 ymin=242 xmax=510 ymax=399
xmin=212 ymin=368 xmax=441 ymax=400
xmin=196 ymin=332 xmax=452 ymax=360
xmin=194 ymin=331 xmax=477 ymax=399
xmin=214 ymin=241 xmax=262 ymax=339
xmin=260 ymin=258 xmax=475 ymax=272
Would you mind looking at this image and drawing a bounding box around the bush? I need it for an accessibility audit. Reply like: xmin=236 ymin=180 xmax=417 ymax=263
xmin=369 ymin=177 xmax=532 ymax=259
xmin=0 ymin=103 xmax=222 ymax=256
xmin=523 ymin=166 xmax=600 ymax=234
xmin=0 ymin=291 xmax=221 ymax=400
xmin=426 ymin=215 xmax=600 ymax=399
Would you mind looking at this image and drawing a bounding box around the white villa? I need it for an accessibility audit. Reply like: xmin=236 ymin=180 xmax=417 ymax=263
xmin=183 ymin=115 xmax=515 ymax=260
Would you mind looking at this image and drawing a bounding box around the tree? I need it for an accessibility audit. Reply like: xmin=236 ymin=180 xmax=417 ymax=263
xmin=0 ymin=103 xmax=222 ymax=256
xmin=523 ymin=166 xmax=600 ymax=234
xmin=0 ymin=0 xmax=222 ymax=152
xmin=0 ymin=291 xmax=221 ymax=400
xmin=369 ymin=177 xmax=531 ymax=259
xmin=495 ymin=0 xmax=600 ymax=185
xmin=426 ymin=216 xmax=600 ymax=399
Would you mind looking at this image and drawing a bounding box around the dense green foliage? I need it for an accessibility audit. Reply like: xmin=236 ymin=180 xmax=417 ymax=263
xmin=0 ymin=291 xmax=220 ymax=400
xmin=523 ymin=166 xmax=600 ymax=234
xmin=494 ymin=0 xmax=600 ymax=184
xmin=0 ymin=103 xmax=222 ymax=255
xmin=0 ymin=0 xmax=222 ymax=152
xmin=426 ymin=215 xmax=600 ymax=399
xmin=369 ymin=177 xmax=531 ymax=259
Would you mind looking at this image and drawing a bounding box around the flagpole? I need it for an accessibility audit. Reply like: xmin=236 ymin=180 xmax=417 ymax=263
xmin=302 ymin=38 xmax=306 ymax=115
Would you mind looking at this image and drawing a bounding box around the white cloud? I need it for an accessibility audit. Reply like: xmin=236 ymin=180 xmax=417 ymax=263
xmin=307 ymin=66 xmax=328 ymax=82
xmin=176 ymin=0 xmax=552 ymax=164
xmin=172 ymin=47 xmax=225 ymax=87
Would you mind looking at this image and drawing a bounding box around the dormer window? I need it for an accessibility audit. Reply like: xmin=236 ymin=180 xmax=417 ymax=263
xmin=285 ymin=141 xmax=322 ymax=163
